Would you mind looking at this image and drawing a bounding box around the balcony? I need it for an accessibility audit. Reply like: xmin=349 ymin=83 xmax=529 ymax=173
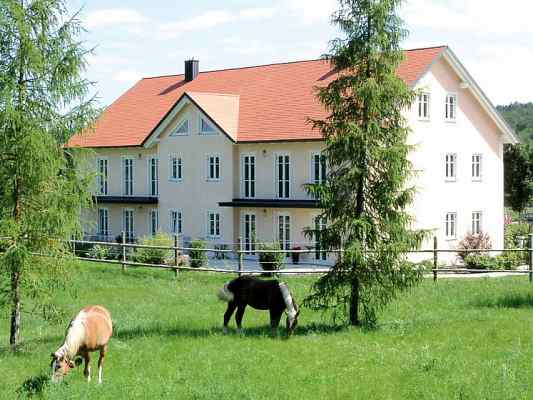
xmin=219 ymin=198 xmax=320 ymax=208
xmin=94 ymin=195 xmax=158 ymax=205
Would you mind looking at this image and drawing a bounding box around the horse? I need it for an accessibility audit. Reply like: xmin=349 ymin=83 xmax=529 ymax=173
xmin=217 ymin=276 xmax=300 ymax=336
xmin=50 ymin=305 xmax=112 ymax=384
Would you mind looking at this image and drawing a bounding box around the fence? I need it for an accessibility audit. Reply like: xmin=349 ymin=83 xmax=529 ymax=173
xmin=65 ymin=233 xmax=533 ymax=280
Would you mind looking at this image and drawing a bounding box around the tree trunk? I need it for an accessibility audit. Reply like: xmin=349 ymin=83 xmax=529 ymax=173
xmin=10 ymin=269 xmax=21 ymax=349
xmin=349 ymin=276 xmax=360 ymax=326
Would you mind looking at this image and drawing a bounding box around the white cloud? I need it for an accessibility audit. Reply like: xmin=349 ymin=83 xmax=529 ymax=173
xmin=283 ymin=0 xmax=336 ymax=24
xmin=239 ymin=8 xmax=276 ymax=20
xmin=112 ymin=70 xmax=143 ymax=84
xmin=85 ymin=8 xmax=147 ymax=28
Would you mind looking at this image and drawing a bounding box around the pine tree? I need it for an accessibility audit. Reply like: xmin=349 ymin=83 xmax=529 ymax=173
xmin=304 ymin=0 xmax=427 ymax=326
xmin=0 ymin=0 xmax=97 ymax=348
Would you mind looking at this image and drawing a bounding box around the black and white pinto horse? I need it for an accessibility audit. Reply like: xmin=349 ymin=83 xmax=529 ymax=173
xmin=217 ymin=276 xmax=300 ymax=336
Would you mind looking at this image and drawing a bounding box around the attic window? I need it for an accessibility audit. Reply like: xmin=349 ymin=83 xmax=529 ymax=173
xmin=200 ymin=117 xmax=217 ymax=135
xmin=172 ymin=119 xmax=189 ymax=136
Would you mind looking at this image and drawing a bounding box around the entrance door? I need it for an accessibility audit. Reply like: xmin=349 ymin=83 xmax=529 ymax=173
xmin=243 ymin=212 xmax=256 ymax=255
xmin=277 ymin=213 xmax=291 ymax=253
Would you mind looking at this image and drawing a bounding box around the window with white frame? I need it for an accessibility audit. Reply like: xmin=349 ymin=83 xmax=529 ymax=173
xmin=171 ymin=119 xmax=189 ymax=136
xmin=472 ymin=211 xmax=482 ymax=235
xmin=208 ymin=211 xmax=221 ymax=238
xmin=97 ymin=208 xmax=109 ymax=239
xmin=149 ymin=157 xmax=159 ymax=196
xmin=445 ymin=94 xmax=457 ymax=121
xmin=207 ymin=155 xmax=220 ymax=181
xmin=417 ymin=93 xmax=430 ymax=120
xmin=242 ymin=155 xmax=255 ymax=198
xmin=123 ymin=209 xmax=134 ymax=242
xmin=312 ymin=153 xmax=327 ymax=185
xmin=242 ymin=212 xmax=256 ymax=254
xmin=277 ymin=213 xmax=291 ymax=251
xmin=276 ymin=154 xmax=290 ymax=199
xmin=314 ymin=216 xmax=327 ymax=261
xmin=170 ymin=210 xmax=182 ymax=235
xmin=122 ymin=157 xmax=134 ymax=196
xmin=445 ymin=212 xmax=457 ymax=239
xmin=169 ymin=155 xmax=182 ymax=181
xmin=445 ymin=153 xmax=457 ymax=181
xmin=97 ymin=158 xmax=108 ymax=195
xmin=200 ymin=117 xmax=216 ymax=135
xmin=149 ymin=209 xmax=159 ymax=236
xmin=471 ymin=154 xmax=482 ymax=180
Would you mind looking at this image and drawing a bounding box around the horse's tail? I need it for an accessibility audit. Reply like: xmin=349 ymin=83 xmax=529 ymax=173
xmin=217 ymin=283 xmax=234 ymax=302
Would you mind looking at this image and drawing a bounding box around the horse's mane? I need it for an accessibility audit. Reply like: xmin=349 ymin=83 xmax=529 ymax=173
xmin=56 ymin=311 xmax=87 ymax=360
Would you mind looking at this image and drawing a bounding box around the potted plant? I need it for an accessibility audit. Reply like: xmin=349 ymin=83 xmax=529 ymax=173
xmin=258 ymin=243 xmax=284 ymax=276
xmin=291 ymin=246 xmax=302 ymax=264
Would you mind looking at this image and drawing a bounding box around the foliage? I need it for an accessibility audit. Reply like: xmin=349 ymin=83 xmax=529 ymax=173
xmin=134 ymin=233 xmax=174 ymax=265
xmin=87 ymin=244 xmax=110 ymax=260
xmin=503 ymin=221 xmax=530 ymax=267
xmin=0 ymin=0 xmax=98 ymax=347
xmin=258 ymin=243 xmax=285 ymax=272
xmin=503 ymin=144 xmax=533 ymax=213
xmin=189 ymin=240 xmax=208 ymax=268
xmin=463 ymin=254 xmax=502 ymax=270
xmin=457 ymin=232 xmax=492 ymax=260
xmin=497 ymin=102 xmax=533 ymax=144
xmin=303 ymin=0 xmax=426 ymax=327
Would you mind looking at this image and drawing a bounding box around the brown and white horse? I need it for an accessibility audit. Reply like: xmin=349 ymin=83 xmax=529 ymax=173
xmin=51 ymin=305 xmax=112 ymax=384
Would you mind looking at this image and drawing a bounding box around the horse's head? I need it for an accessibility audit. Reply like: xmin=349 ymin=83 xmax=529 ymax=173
xmin=286 ymin=298 xmax=300 ymax=336
xmin=50 ymin=352 xmax=81 ymax=382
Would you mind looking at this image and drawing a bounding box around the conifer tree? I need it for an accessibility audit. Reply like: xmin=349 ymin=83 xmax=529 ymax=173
xmin=0 ymin=0 xmax=97 ymax=348
xmin=305 ymin=0 xmax=427 ymax=326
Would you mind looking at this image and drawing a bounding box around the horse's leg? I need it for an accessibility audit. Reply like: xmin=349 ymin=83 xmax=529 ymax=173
xmin=269 ymin=308 xmax=283 ymax=337
xmin=235 ymin=305 xmax=247 ymax=335
xmin=83 ymin=351 xmax=91 ymax=382
xmin=223 ymin=301 xmax=237 ymax=334
xmin=98 ymin=345 xmax=107 ymax=384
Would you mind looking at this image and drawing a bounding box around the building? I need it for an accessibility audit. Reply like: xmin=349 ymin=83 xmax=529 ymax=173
xmin=69 ymin=46 xmax=518 ymax=261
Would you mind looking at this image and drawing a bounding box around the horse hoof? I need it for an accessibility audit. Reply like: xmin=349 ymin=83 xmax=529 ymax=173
xmin=222 ymin=327 xmax=228 ymax=335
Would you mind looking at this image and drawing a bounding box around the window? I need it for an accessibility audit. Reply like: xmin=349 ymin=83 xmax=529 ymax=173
xmin=171 ymin=119 xmax=189 ymax=136
xmin=276 ymin=154 xmax=290 ymax=199
xmin=207 ymin=155 xmax=220 ymax=181
xmin=97 ymin=158 xmax=108 ymax=195
xmin=123 ymin=209 xmax=135 ymax=242
xmin=445 ymin=212 xmax=457 ymax=239
xmin=149 ymin=209 xmax=159 ymax=236
xmin=314 ymin=216 xmax=327 ymax=261
xmin=242 ymin=155 xmax=255 ymax=198
xmin=242 ymin=213 xmax=256 ymax=254
xmin=471 ymin=154 xmax=482 ymax=181
xmin=312 ymin=153 xmax=327 ymax=184
xmin=97 ymin=208 xmax=109 ymax=239
xmin=277 ymin=213 xmax=291 ymax=252
xmin=149 ymin=157 xmax=159 ymax=196
xmin=445 ymin=94 xmax=457 ymax=121
xmin=122 ymin=157 xmax=134 ymax=196
xmin=445 ymin=153 xmax=457 ymax=181
xmin=170 ymin=210 xmax=182 ymax=235
xmin=169 ymin=155 xmax=182 ymax=182
xmin=208 ymin=211 xmax=221 ymax=238
xmin=472 ymin=211 xmax=482 ymax=235
xmin=417 ymin=93 xmax=430 ymax=120
xmin=200 ymin=117 xmax=216 ymax=135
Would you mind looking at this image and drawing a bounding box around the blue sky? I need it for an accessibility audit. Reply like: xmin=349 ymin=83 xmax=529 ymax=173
xmin=67 ymin=0 xmax=532 ymax=107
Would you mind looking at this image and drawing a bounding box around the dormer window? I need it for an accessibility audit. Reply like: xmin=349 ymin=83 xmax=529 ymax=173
xmin=200 ymin=117 xmax=216 ymax=135
xmin=171 ymin=119 xmax=189 ymax=136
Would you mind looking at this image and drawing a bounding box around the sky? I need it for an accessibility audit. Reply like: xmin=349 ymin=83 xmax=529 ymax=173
xmin=66 ymin=0 xmax=533 ymax=107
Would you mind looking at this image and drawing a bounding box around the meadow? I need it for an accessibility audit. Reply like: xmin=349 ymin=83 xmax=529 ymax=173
xmin=2 ymin=261 xmax=533 ymax=399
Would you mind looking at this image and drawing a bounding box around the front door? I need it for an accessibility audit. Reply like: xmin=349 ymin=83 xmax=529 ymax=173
xmin=243 ymin=212 xmax=256 ymax=255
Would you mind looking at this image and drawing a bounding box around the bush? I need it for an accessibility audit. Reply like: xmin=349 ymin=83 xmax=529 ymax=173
xmin=134 ymin=233 xmax=174 ymax=265
xmin=88 ymin=244 xmax=110 ymax=260
xmin=190 ymin=240 xmax=208 ymax=268
xmin=258 ymin=243 xmax=285 ymax=274
xmin=464 ymin=254 xmax=502 ymax=270
xmin=457 ymin=232 xmax=492 ymax=260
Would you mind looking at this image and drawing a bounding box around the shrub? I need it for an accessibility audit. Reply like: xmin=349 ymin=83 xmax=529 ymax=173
xmin=258 ymin=243 xmax=285 ymax=274
xmin=457 ymin=232 xmax=492 ymax=260
xmin=88 ymin=244 xmax=110 ymax=260
xmin=134 ymin=233 xmax=174 ymax=265
xmin=190 ymin=240 xmax=208 ymax=268
xmin=463 ymin=254 xmax=501 ymax=270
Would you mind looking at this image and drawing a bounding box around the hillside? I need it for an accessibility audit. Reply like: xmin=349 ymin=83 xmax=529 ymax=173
xmin=497 ymin=102 xmax=533 ymax=144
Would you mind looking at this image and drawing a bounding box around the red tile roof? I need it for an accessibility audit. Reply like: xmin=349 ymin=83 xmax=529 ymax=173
xmin=68 ymin=46 xmax=446 ymax=147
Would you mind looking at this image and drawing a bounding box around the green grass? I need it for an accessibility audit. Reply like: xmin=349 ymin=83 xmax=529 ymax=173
xmin=2 ymin=262 xmax=533 ymax=399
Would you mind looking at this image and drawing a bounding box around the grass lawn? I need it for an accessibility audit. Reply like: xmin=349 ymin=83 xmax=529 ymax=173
xmin=2 ymin=261 xmax=533 ymax=399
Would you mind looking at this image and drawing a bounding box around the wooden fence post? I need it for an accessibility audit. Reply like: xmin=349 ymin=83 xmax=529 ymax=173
xmin=174 ymin=234 xmax=180 ymax=279
xmin=121 ymin=231 xmax=126 ymax=272
xmin=237 ymin=237 xmax=244 ymax=276
xmin=433 ymin=236 xmax=438 ymax=282
xmin=527 ymin=233 xmax=533 ymax=283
